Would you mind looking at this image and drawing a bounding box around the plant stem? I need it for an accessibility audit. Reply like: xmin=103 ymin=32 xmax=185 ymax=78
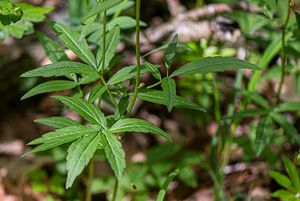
xmin=100 ymin=1 xmax=107 ymax=75
xmin=85 ymin=159 xmax=94 ymax=201
xmin=100 ymin=76 xmax=118 ymax=106
xmin=276 ymin=0 xmax=291 ymax=102
xmin=111 ymin=178 xmax=119 ymax=201
xmin=127 ymin=0 xmax=141 ymax=115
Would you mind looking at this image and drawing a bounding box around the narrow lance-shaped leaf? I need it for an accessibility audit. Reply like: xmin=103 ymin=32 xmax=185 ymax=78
xmin=24 ymin=125 xmax=99 ymax=156
xmin=269 ymin=170 xmax=292 ymax=190
xmin=37 ymin=32 xmax=68 ymax=62
xmin=50 ymin=21 xmax=97 ymax=68
xmin=53 ymin=96 xmax=107 ymax=129
xmin=101 ymin=131 xmax=126 ymax=180
xmin=161 ymin=77 xmax=176 ymax=112
xmin=34 ymin=116 xmax=80 ymax=129
xmin=274 ymin=102 xmax=300 ymax=113
xmin=283 ymin=157 xmax=300 ymax=192
xmin=164 ymin=34 xmax=178 ymax=69
xmin=96 ymin=26 xmax=120 ymax=70
xmin=110 ymin=118 xmax=172 ymax=142
xmin=21 ymin=80 xmax=77 ymax=100
xmin=156 ymin=169 xmax=180 ymax=201
xmin=137 ymin=89 xmax=206 ymax=112
xmin=21 ymin=61 xmax=97 ymax=78
xmin=66 ymin=133 xmax=101 ymax=189
xmin=170 ymin=57 xmax=261 ymax=77
xmin=255 ymin=115 xmax=272 ymax=156
xmin=82 ymin=0 xmax=123 ymax=22
xmin=144 ymin=61 xmax=161 ymax=80
xmin=88 ymin=85 xmax=107 ymax=103
xmin=271 ymin=113 xmax=300 ymax=144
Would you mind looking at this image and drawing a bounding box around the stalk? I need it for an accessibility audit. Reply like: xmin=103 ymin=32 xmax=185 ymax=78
xmin=85 ymin=159 xmax=94 ymax=201
xmin=111 ymin=178 xmax=119 ymax=201
xmin=127 ymin=0 xmax=141 ymax=115
xmin=276 ymin=0 xmax=292 ymax=102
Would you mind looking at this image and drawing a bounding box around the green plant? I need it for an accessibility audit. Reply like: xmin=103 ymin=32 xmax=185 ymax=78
xmin=270 ymin=157 xmax=300 ymax=201
xmin=20 ymin=0 xmax=262 ymax=200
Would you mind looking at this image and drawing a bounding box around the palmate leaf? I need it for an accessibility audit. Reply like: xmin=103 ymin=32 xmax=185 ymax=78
xmin=25 ymin=125 xmax=99 ymax=155
xmin=37 ymin=32 xmax=68 ymax=62
xmin=66 ymin=133 xmax=101 ymax=189
xmin=96 ymin=26 xmax=120 ymax=70
xmin=101 ymin=130 xmax=125 ymax=180
xmin=50 ymin=21 xmax=97 ymax=68
xmin=164 ymin=34 xmax=178 ymax=69
xmin=137 ymin=89 xmax=206 ymax=112
xmin=21 ymin=80 xmax=77 ymax=100
xmin=53 ymin=96 xmax=107 ymax=129
xmin=161 ymin=77 xmax=176 ymax=112
xmin=170 ymin=57 xmax=261 ymax=77
xmin=82 ymin=0 xmax=123 ymax=22
xmin=110 ymin=118 xmax=172 ymax=142
xmin=21 ymin=61 xmax=97 ymax=78
xmin=34 ymin=116 xmax=80 ymax=129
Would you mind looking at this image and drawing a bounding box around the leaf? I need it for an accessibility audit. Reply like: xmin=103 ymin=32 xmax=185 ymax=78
xmin=170 ymin=57 xmax=261 ymax=77
xmin=225 ymin=109 xmax=269 ymax=119
xmin=241 ymin=90 xmax=270 ymax=110
xmin=96 ymin=26 xmax=120 ymax=70
xmin=37 ymin=32 xmax=68 ymax=62
xmin=21 ymin=61 xmax=97 ymax=78
xmin=88 ymin=85 xmax=107 ymax=103
xmin=101 ymin=130 xmax=126 ymax=180
xmin=144 ymin=61 xmax=161 ymax=80
xmin=113 ymin=96 xmax=129 ymax=120
xmin=164 ymin=35 xmax=178 ymax=69
xmin=271 ymin=113 xmax=300 ymax=144
xmin=156 ymin=169 xmax=180 ymax=201
xmin=110 ymin=118 xmax=172 ymax=142
xmin=18 ymin=3 xmax=53 ymax=22
xmin=161 ymin=77 xmax=176 ymax=112
xmin=82 ymin=0 xmax=123 ymax=22
xmin=25 ymin=125 xmax=99 ymax=155
xmin=51 ymin=21 xmax=97 ymax=68
xmin=66 ymin=133 xmax=101 ymax=188
xmin=0 ymin=0 xmax=23 ymax=25
xmin=21 ymin=80 xmax=77 ymax=100
xmin=283 ymin=157 xmax=300 ymax=192
xmin=107 ymin=65 xmax=149 ymax=85
xmin=108 ymin=16 xmax=146 ymax=30
xmin=34 ymin=116 xmax=80 ymax=129
xmin=53 ymin=96 xmax=107 ymax=129
xmin=137 ymin=89 xmax=206 ymax=111
xmin=274 ymin=102 xmax=300 ymax=113
xmin=255 ymin=116 xmax=273 ymax=156
xmin=269 ymin=170 xmax=292 ymax=190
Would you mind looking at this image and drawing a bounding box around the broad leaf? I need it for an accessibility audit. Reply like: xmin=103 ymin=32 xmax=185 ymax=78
xmin=21 ymin=61 xmax=97 ymax=78
xmin=164 ymin=35 xmax=178 ymax=69
xmin=37 ymin=32 xmax=68 ymax=62
xmin=138 ymin=89 xmax=206 ymax=111
xmin=271 ymin=113 xmax=300 ymax=144
xmin=0 ymin=0 xmax=23 ymax=25
xmin=66 ymin=133 xmax=101 ymax=188
xmin=97 ymin=26 xmax=120 ymax=70
xmin=144 ymin=61 xmax=161 ymax=80
xmin=161 ymin=77 xmax=176 ymax=112
xmin=255 ymin=116 xmax=272 ymax=156
xmin=170 ymin=57 xmax=261 ymax=77
xmin=83 ymin=0 xmax=123 ymax=22
xmin=110 ymin=118 xmax=172 ymax=142
xmin=101 ymin=130 xmax=126 ymax=180
xmin=88 ymin=85 xmax=107 ymax=103
xmin=53 ymin=96 xmax=107 ymax=129
xmin=21 ymin=80 xmax=77 ymax=100
xmin=51 ymin=21 xmax=97 ymax=68
xmin=34 ymin=116 xmax=79 ymax=129
xmin=25 ymin=125 xmax=99 ymax=155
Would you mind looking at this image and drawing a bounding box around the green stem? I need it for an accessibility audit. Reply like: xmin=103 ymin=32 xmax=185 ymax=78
xmin=100 ymin=2 xmax=107 ymax=75
xmin=212 ymin=78 xmax=221 ymax=122
xmin=127 ymin=0 xmax=141 ymax=115
xmin=111 ymin=178 xmax=119 ymax=201
xmin=276 ymin=0 xmax=291 ymax=102
xmin=100 ymin=76 xmax=118 ymax=106
xmin=85 ymin=159 xmax=94 ymax=201
xmin=147 ymin=80 xmax=162 ymax=89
